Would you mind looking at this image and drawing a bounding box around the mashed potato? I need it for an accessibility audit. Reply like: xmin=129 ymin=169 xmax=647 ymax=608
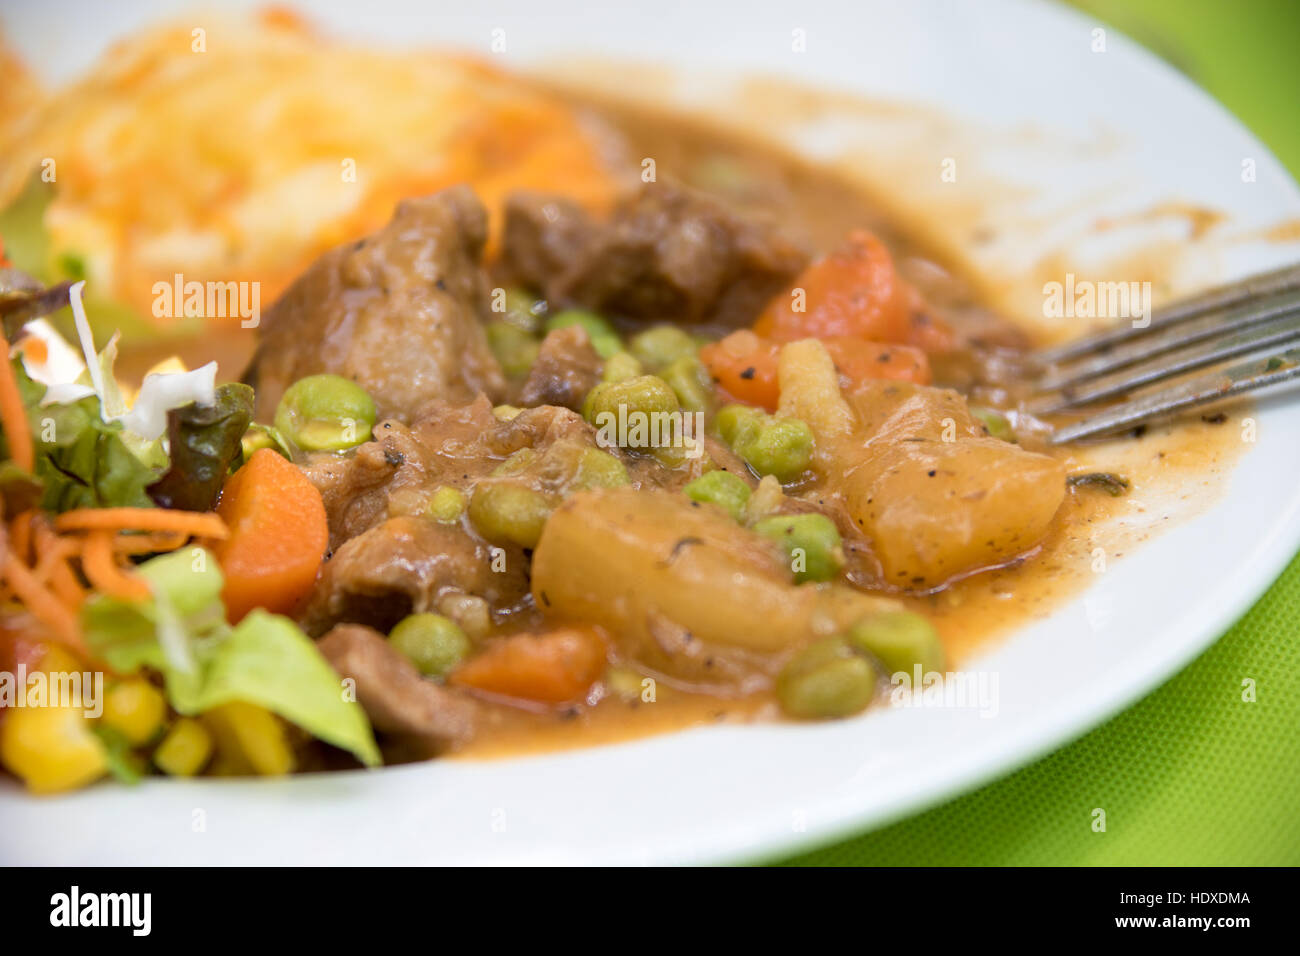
xmin=0 ymin=9 xmax=618 ymax=321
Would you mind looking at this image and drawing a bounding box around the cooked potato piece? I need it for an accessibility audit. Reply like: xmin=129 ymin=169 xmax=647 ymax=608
xmin=531 ymin=488 xmax=899 ymax=691
xmin=779 ymin=340 xmax=1066 ymax=590
xmin=841 ymin=381 xmax=1066 ymax=588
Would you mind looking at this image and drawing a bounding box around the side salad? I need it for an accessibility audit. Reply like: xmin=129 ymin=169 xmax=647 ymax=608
xmin=0 ymin=272 xmax=378 ymax=794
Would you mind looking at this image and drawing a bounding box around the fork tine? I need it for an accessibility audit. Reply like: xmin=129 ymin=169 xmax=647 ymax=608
xmin=1034 ymin=311 xmax=1300 ymax=412
xmin=1047 ymin=347 xmax=1300 ymax=443
xmin=1036 ymin=262 xmax=1300 ymax=365
xmin=1035 ymin=288 xmax=1300 ymax=391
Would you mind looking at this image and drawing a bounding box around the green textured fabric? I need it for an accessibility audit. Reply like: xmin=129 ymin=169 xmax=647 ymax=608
xmin=782 ymin=0 xmax=1300 ymax=867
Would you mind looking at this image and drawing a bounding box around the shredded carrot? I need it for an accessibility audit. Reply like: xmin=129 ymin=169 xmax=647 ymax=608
xmin=0 ymin=339 xmax=34 ymax=473
xmin=81 ymin=530 xmax=151 ymax=601
xmin=113 ymin=531 xmax=189 ymax=555
xmin=8 ymin=511 xmax=34 ymax=565
xmin=0 ymin=553 xmax=85 ymax=653
xmin=32 ymin=521 xmax=86 ymax=608
xmin=54 ymin=507 xmax=228 ymax=539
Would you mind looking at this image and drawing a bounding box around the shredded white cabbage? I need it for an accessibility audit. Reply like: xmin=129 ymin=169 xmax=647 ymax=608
xmin=23 ymin=282 xmax=220 ymax=439
xmin=68 ymin=280 xmax=106 ymax=399
xmin=117 ymin=362 xmax=218 ymax=440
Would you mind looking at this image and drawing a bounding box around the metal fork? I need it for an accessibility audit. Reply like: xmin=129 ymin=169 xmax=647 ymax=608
xmin=1024 ymin=262 xmax=1300 ymax=443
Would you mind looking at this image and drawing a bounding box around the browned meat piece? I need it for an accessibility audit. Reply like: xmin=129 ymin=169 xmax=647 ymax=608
xmin=317 ymin=623 xmax=476 ymax=750
xmin=518 ymin=325 xmax=602 ymax=410
xmin=301 ymin=516 xmax=530 ymax=637
xmin=247 ymin=186 xmax=506 ymax=421
xmin=499 ymin=191 xmax=595 ymax=290
xmin=301 ymin=397 xmax=636 ymax=549
xmin=500 ymin=182 xmax=808 ymax=327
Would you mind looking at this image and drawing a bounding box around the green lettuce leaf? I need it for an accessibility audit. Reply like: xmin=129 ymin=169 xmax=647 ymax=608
xmin=148 ymin=383 xmax=253 ymax=511
xmin=6 ymin=356 xmax=160 ymax=512
xmin=167 ymin=611 xmax=381 ymax=767
xmin=83 ymin=550 xmax=380 ymax=767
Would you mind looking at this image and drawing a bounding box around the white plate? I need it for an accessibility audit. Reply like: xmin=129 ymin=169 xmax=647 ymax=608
xmin=3 ymin=0 xmax=1299 ymax=865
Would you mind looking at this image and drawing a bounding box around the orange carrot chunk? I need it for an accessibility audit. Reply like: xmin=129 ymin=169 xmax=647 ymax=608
xmin=214 ymin=448 xmax=328 ymax=623
xmin=822 ymin=337 xmax=933 ymax=390
xmin=755 ymin=230 xmax=911 ymax=345
xmin=700 ymin=331 xmax=782 ymax=411
xmin=451 ymin=628 xmax=607 ymax=706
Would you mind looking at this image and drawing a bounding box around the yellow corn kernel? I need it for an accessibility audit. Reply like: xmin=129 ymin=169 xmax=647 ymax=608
xmin=200 ymin=701 xmax=295 ymax=776
xmin=101 ymin=678 xmax=167 ymax=746
xmin=38 ymin=643 xmax=84 ymax=676
xmin=1 ymin=703 xmax=108 ymax=794
xmin=152 ymin=718 xmax=213 ymax=777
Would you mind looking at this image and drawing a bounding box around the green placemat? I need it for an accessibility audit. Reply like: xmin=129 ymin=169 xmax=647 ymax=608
xmin=781 ymin=0 xmax=1300 ymax=866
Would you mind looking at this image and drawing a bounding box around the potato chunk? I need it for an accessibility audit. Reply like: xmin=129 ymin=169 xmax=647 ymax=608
xmin=531 ymin=488 xmax=898 ymax=691
xmin=841 ymin=382 xmax=1066 ymax=588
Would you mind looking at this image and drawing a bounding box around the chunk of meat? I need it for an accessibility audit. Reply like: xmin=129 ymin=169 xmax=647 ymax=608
xmin=317 ymin=623 xmax=476 ymax=750
xmin=500 ymin=182 xmax=808 ymax=327
xmin=499 ymin=191 xmax=596 ymax=290
xmin=518 ymin=325 xmax=602 ymax=410
xmin=247 ymin=186 xmax=506 ymax=421
xmin=301 ymin=516 xmax=530 ymax=637
xmin=300 ymin=396 xmax=679 ymax=550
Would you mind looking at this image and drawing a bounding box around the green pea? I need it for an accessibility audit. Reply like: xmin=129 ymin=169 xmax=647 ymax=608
xmin=274 ymin=374 xmax=377 ymax=452
xmin=629 ymin=325 xmax=697 ymax=371
xmin=738 ymin=417 xmax=814 ymax=482
xmin=427 ymin=486 xmax=466 ymax=523
xmin=715 ymin=403 xmax=765 ymax=448
xmin=486 ymin=320 xmax=541 ymax=378
xmin=500 ymin=287 xmax=547 ymax=334
xmin=845 ymin=611 xmax=945 ymax=678
xmin=468 ymin=481 xmax=552 ymax=548
xmin=752 ymin=513 xmax=844 ymax=583
xmin=602 ymin=351 xmax=644 ymax=384
xmin=491 ymin=447 xmax=538 ymax=476
xmin=660 ymin=355 xmax=713 ymax=414
xmin=573 ymin=447 xmax=630 ymax=490
xmin=776 ymin=636 xmax=878 ymax=720
xmin=971 ymin=406 xmax=1016 ymax=442
xmin=583 ymin=375 xmax=680 ymax=426
xmin=683 ymin=470 xmax=751 ymax=521
xmin=545 ymin=308 xmax=622 ymax=359
xmin=388 ymin=613 xmax=470 ymax=678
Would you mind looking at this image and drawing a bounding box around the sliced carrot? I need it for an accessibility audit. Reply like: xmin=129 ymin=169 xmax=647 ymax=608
xmin=113 ymin=531 xmax=189 ymax=555
xmin=54 ymin=508 xmax=228 ymax=539
xmin=700 ymin=331 xmax=782 ymax=411
xmin=214 ymin=448 xmax=328 ymax=623
xmin=755 ymin=230 xmax=911 ymax=345
xmin=0 ymin=340 xmax=34 ymax=473
xmin=81 ymin=530 xmax=150 ymax=602
xmin=451 ymin=628 xmax=607 ymax=706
